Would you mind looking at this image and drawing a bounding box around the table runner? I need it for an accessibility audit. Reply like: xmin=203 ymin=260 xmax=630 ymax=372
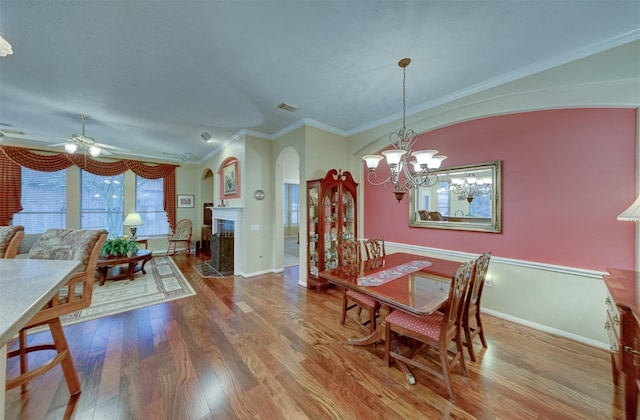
xmin=357 ymin=260 xmax=433 ymax=286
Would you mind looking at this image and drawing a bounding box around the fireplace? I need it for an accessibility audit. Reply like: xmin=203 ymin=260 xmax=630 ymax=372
xmin=208 ymin=207 xmax=244 ymax=275
xmin=210 ymin=219 xmax=234 ymax=274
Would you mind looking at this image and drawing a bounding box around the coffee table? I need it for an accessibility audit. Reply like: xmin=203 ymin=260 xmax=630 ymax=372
xmin=95 ymin=249 xmax=153 ymax=286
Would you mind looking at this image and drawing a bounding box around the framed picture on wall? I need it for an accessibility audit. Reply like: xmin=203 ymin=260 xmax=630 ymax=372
xmin=177 ymin=194 xmax=194 ymax=208
xmin=223 ymin=161 xmax=237 ymax=195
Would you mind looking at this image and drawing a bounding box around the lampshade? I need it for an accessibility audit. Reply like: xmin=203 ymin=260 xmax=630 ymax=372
xmin=362 ymin=155 xmax=384 ymax=170
xmin=123 ymin=212 xmax=144 ymax=226
xmin=411 ymin=150 xmax=438 ymax=166
xmin=618 ymin=195 xmax=640 ymax=222
xmin=381 ymin=149 xmax=407 ymax=166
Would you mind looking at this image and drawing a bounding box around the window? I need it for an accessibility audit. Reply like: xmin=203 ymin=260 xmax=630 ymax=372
xmin=437 ymin=181 xmax=450 ymax=215
xmin=81 ymin=171 xmax=124 ymax=236
xmin=283 ymin=183 xmax=299 ymax=228
xmin=136 ymin=176 xmax=168 ymax=236
xmin=14 ymin=167 xmax=66 ymax=234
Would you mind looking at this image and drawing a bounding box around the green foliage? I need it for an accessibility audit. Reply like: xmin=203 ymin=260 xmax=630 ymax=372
xmin=101 ymin=238 xmax=140 ymax=257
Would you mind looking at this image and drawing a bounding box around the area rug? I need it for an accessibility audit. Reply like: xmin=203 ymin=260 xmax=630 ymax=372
xmin=60 ymin=256 xmax=196 ymax=325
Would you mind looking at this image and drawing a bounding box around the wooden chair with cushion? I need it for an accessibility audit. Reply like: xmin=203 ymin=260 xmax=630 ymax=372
xmin=338 ymin=240 xmax=380 ymax=334
xmin=362 ymin=237 xmax=385 ymax=260
xmin=384 ymin=259 xmax=475 ymax=400
xmin=0 ymin=225 xmax=25 ymax=258
xmin=166 ymin=218 xmax=192 ymax=255
xmin=6 ymin=229 xmax=107 ymax=396
xmin=462 ymin=252 xmax=492 ymax=361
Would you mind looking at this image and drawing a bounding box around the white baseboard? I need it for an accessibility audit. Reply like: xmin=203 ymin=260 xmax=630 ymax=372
xmin=482 ymin=307 xmax=608 ymax=350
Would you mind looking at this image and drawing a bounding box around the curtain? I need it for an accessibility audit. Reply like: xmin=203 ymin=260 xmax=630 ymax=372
xmin=0 ymin=146 xmax=177 ymax=229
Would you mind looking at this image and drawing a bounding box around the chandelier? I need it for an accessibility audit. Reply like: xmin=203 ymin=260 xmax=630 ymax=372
xmin=449 ymin=174 xmax=492 ymax=203
xmin=362 ymin=58 xmax=447 ymax=202
xmin=65 ymin=115 xmax=102 ymax=157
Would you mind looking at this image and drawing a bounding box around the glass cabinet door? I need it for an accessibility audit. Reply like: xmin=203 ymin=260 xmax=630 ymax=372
xmin=307 ymin=186 xmax=319 ymax=276
xmin=342 ymin=191 xmax=355 ymax=241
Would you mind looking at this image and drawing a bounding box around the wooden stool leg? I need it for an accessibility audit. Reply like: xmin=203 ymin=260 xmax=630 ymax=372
xmin=49 ymin=318 xmax=81 ymax=396
xmin=18 ymin=330 xmax=28 ymax=394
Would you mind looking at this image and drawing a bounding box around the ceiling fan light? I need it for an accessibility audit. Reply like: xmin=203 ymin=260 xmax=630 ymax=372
xmin=89 ymin=146 xmax=101 ymax=157
xmin=65 ymin=142 xmax=78 ymax=153
xmin=0 ymin=36 xmax=13 ymax=57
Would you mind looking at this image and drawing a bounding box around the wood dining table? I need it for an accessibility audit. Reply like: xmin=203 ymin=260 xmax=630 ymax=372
xmin=0 ymin=259 xmax=81 ymax=420
xmin=319 ymin=252 xmax=464 ymax=384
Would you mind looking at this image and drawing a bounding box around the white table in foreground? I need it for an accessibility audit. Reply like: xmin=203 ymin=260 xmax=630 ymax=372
xmin=0 ymin=259 xmax=80 ymax=420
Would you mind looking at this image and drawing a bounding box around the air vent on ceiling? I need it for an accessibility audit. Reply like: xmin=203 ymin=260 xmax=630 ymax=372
xmin=277 ymin=102 xmax=298 ymax=112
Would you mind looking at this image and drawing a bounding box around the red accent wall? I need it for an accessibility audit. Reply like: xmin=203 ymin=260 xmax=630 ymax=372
xmin=363 ymin=108 xmax=638 ymax=271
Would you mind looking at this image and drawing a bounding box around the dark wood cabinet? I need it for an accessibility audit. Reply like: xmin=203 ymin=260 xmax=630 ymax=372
xmin=306 ymin=169 xmax=357 ymax=292
xmin=603 ymin=268 xmax=640 ymax=420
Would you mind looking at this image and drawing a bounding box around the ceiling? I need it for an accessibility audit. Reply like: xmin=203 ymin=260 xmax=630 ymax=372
xmin=0 ymin=1 xmax=639 ymax=164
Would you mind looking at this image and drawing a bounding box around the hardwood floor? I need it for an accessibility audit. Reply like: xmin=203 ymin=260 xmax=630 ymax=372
xmin=5 ymin=253 xmax=626 ymax=419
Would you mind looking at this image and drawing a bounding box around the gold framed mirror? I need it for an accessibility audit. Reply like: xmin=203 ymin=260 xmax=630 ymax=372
xmin=409 ymin=160 xmax=502 ymax=233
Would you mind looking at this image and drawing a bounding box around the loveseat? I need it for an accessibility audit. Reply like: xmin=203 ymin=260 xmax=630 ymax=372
xmin=16 ymin=233 xmax=44 ymax=258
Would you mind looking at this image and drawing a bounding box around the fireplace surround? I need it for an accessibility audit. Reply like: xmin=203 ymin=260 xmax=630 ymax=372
xmin=207 ymin=206 xmax=243 ymax=275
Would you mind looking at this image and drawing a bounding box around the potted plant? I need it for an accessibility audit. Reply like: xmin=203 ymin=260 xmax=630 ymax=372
xmin=101 ymin=237 xmax=141 ymax=258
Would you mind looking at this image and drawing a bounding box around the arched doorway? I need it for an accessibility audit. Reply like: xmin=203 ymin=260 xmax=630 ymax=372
xmin=275 ymin=147 xmax=300 ymax=269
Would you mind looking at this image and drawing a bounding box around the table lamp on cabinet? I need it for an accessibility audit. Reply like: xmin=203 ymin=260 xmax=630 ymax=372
xmin=123 ymin=212 xmax=144 ymax=238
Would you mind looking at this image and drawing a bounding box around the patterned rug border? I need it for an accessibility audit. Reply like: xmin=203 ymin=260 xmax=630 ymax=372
xmin=59 ymin=255 xmax=196 ymax=326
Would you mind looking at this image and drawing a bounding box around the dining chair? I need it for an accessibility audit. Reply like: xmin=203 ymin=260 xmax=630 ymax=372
xmin=338 ymin=240 xmax=380 ymax=334
xmin=362 ymin=237 xmax=385 ymax=260
xmin=384 ymin=259 xmax=475 ymax=400
xmin=0 ymin=225 xmax=25 ymax=258
xmin=6 ymin=229 xmax=107 ymax=396
xmin=166 ymin=218 xmax=192 ymax=255
xmin=462 ymin=252 xmax=492 ymax=361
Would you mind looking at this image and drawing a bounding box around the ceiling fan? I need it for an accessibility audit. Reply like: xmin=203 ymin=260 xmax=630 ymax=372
xmin=49 ymin=114 xmax=130 ymax=157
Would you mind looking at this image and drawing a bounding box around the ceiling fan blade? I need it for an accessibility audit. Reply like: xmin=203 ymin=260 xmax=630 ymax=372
xmin=0 ymin=130 xmax=68 ymax=144
xmin=96 ymin=142 xmax=130 ymax=152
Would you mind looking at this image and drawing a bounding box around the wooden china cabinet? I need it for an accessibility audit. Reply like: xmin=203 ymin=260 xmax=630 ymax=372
xmin=306 ymin=169 xmax=358 ymax=292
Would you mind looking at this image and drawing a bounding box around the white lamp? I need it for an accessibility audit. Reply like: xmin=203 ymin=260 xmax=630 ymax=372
xmin=618 ymin=195 xmax=640 ymax=222
xmin=123 ymin=212 xmax=144 ymax=238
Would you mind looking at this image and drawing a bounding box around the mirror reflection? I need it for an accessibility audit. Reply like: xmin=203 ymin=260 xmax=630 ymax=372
xmin=409 ymin=161 xmax=502 ymax=233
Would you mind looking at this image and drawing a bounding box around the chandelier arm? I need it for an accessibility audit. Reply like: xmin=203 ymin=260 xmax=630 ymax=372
xmin=365 ymin=171 xmax=394 ymax=187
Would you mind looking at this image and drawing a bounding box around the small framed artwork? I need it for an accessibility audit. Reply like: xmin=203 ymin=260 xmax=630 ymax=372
xmin=177 ymin=194 xmax=195 ymax=208
xmin=223 ymin=161 xmax=238 ymax=195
